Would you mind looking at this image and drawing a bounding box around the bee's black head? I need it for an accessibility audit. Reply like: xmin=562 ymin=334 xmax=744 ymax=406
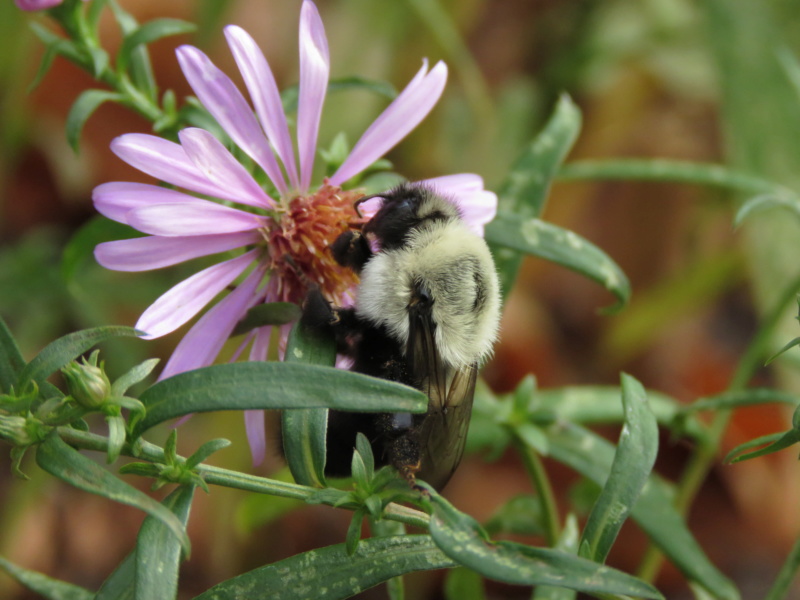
xmin=361 ymin=183 xmax=460 ymax=250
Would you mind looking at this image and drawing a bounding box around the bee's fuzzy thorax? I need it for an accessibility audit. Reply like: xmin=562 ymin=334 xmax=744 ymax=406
xmin=356 ymin=215 xmax=501 ymax=369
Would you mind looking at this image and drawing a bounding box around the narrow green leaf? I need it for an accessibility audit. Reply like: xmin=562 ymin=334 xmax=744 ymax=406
xmin=118 ymin=18 xmax=196 ymax=74
xmin=547 ymin=424 xmax=739 ymax=600
xmin=683 ymin=388 xmax=800 ymax=414
xmin=350 ymin=449 xmax=369 ymax=490
xmin=136 ymin=362 xmax=426 ymax=436
xmin=725 ymin=429 xmax=800 ymax=464
xmin=66 ymin=89 xmax=122 ymax=152
xmin=86 ymin=0 xmax=108 ymax=32
xmin=0 ymin=555 xmax=92 ymax=600
xmin=483 ymin=494 xmax=544 ymax=537
xmin=106 ymin=414 xmax=126 ymax=464
xmin=111 ymin=358 xmax=160 ymax=398
xmin=766 ymin=336 xmax=800 ymax=365
xmin=579 ymin=374 xmax=658 ymax=563
xmin=346 ymin=508 xmax=366 ymax=556
xmin=532 ymin=386 xmax=707 ymax=440
xmin=35 ymin=433 xmax=190 ymax=555
xmin=490 ymin=94 xmax=582 ymax=298
xmin=95 ymin=553 xmax=135 ymax=600
xmin=17 ymin=326 xmax=140 ymax=391
xmin=444 ymin=568 xmax=486 ymax=600
xmin=485 ymin=214 xmax=630 ymax=313
xmin=109 ymin=1 xmax=157 ymax=100
xmin=95 ymin=485 xmax=195 ymax=600
xmin=734 ymin=194 xmax=800 ymax=227
xmin=533 ymin=514 xmax=580 ymax=600
xmin=29 ymin=22 xmax=83 ymax=64
xmin=192 ymin=535 xmax=455 ymax=600
xmin=0 ymin=315 xmax=25 ymax=392
xmin=763 ymin=531 xmax=800 ymax=600
xmin=232 ymin=303 xmax=301 ymax=336
xmin=427 ymin=491 xmax=662 ymax=598
xmin=282 ymin=317 xmax=335 ymax=487
xmin=185 ymin=438 xmax=231 ymax=469
xmin=557 ymin=159 xmax=790 ymax=198
xmin=136 ymin=485 xmax=196 ymax=600
xmin=87 ymin=47 xmax=110 ymax=79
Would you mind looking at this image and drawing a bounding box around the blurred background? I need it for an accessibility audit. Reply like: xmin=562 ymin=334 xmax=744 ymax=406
xmin=2 ymin=0 xmax=800 ymax=598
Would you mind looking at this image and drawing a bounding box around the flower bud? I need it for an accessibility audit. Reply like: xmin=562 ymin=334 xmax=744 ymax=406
xmin=62 ymin=353 xmax=112 ymax=409
xmin=0 ymin=416 xmax=34 ymax=446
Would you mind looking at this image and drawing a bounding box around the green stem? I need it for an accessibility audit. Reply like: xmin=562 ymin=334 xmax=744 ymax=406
xmin=637 ymin=272 xmax=800 ymax=582
xmin=764 ymin=534 xmax=800 ymax=600
xmin=512 ymin=433 xmax=560 ymax=546
xmin=56 ymin=426 xmax=431 ymax=530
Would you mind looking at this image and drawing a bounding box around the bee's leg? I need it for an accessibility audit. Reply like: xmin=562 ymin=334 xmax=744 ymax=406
xmin=301 ymin=286 xmax=364 ymax=354
xmin=331 ymin=230 xmax=373 ymax=274
xmin=388 ymin=435 xmax=425 ymax=492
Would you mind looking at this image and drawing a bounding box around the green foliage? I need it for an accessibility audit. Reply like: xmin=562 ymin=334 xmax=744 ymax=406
xmin=280 ymin=318 xmax=336 ymax=487
xmin=193 ymin=535 xmax=457 ymax=600
xmin=0 ymin=556 xmax=92 ymax=600
xmin=35 ymin=433 xmax=191 ymax=555
xmin=490 ymin=95 xmax=582 ymax=299
xmin=134 ymin=362 xmax=428 ymax=437
xmin=578 ymin=374 xmax=658 ymax=563
xmin=426 ymin=487 xmax=662 ymax=599
xmin=11 ymin=1 xmax=800 ymax=598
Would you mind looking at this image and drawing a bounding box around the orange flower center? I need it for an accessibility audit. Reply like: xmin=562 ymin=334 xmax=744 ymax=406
xmin=266 ymin=183 xmax=365 ymax=305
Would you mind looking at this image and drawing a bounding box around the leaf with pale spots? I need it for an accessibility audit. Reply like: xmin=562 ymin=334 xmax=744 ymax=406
xmin=485 ymin=214 xmax=630 ymax=313
xmin=578 ymin=374 xmax=658 ymax=563
xmin=491 ymin=94 xmax=582 ymax=299
xmin=426 ymin=488 xmax=662 ymax=598
xmin=192 ymin=535 xmax=455 ymax=600
xmin=547 ymin=423 xmax=739 ymax=600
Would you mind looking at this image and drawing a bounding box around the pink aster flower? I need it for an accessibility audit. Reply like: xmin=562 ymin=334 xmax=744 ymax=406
xmin=93 ymin=0 xmax=497 ymax=464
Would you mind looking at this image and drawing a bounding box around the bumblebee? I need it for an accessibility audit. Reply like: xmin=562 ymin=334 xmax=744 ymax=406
xmin=302 ymin=183 xmax=501 ymax=491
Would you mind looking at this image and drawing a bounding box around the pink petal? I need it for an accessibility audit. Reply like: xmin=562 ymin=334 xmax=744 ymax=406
xmin=420 ymin=173 xmax=497 ymax=235
xmin=15 ymin=0 xmax=63 ymax=11
xmin=421 ymin=173 xmax=484 ymax=192
xmin=244 ymin=325 xmax=273 ymax=466
xmin=127 ymin=202 xmax=264 ymax=236
xmin=159 ymin=266 xmax=266 ymax=380
xmin=354 ymin=195 xmax=383 ymax=219
xmin=245 ymin=409 xmax=267 ymax=466
xmin=178 ymin=128 xmax=275 ymax=209
xmin=111 ymin=134 xmax=236 ymax=201
xmin=297 ymin=0 xmax=330 ymax=191
xmin=225 ymin=25 xmax=300 ymax=190
xmin=330 ymin=60 xmax=448 ymax=186
xmin=94 ymin=231 xmax=260 ymax=272
xmin=176 ymin=45 xmax=288 ymax=194
xmin=136 ymin=250 xmax=258 ymax=339
xmin=93 ymin=182 xmax=201 ymax=224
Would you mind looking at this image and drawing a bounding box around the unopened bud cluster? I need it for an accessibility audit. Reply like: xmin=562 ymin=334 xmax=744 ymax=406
xmin=62 ymin=351 xmax=112 ymax=409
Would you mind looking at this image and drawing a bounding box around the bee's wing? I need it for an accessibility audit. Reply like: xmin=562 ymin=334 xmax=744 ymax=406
xmin=407 ymin=305 xmax=477 ymax=489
